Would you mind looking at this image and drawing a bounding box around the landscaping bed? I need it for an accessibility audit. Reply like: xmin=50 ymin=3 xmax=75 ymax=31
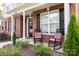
xmin=0 ymin=40 xmax=63 ymax=56
xmin=19 ymin=45 xmax=63 ymax=56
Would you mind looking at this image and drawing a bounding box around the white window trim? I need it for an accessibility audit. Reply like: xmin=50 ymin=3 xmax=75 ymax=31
xmin=40 ymin=9 xmax=59 ymax=34
xmin=48 ymin=11 xmax=50 ymax=34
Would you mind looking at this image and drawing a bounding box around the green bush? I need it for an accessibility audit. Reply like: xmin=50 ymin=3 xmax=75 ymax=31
xmin=33 ymin=44 xmax=52 ymax=56
xmin=12 ymin=32 xmax=16 ymax=45
xmin=63 ymin=15 xmax=79 ymax=56
xmin=16 ymin=40 xmax=29 ymax=48
xmin=0 ymin=45 xmax=21 ymax=56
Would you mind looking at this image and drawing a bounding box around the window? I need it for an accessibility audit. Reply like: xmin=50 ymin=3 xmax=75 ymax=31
xmin=40 ymin=12 xmax=48 ymax=33
xmin=40 ymin=10 xmax=60 ymax=34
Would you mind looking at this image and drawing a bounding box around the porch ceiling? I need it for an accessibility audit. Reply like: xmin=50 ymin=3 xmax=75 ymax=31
xmin=13 ymin=3 xmax=62 ymax=16
xmin=9 ymin=3 xmax=40 ymax=14
xmin=25 ymin=3 xmax=61 ymax=15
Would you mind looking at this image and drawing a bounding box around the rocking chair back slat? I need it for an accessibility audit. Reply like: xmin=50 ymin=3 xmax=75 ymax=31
xmin=54 ymin=33 xmax=62 ymax=41
xmin=34 ymin=32 xmax=42 ymax=38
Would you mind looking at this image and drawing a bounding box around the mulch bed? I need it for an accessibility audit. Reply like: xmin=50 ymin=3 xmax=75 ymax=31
xmin=19 ymin=45 xmax=36 ymax=56
xmin=19 ymin=44 xmax=63 ymax=56
xmin=0 ymin=44 xmax=63 ymax=56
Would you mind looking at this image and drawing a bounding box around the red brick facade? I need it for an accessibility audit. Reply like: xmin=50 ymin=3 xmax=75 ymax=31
xmin=4 ymin=17 xmax=11 ymax=36
xmin=4 ymin=15 xmax=23 ymax=38
xmin=14 ymin=15 xmax=23 ymax=38
xmin=70 ymin=3 xmax=76 ymax=15
xmin=3 ymin=3 xmax=78 ymax=43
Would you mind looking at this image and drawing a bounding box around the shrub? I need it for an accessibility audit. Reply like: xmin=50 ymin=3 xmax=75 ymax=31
xmin=12 ymin=32 xmax=16 ymax=45
xmin=63 ymin=15 xmax=79 ymax=56
xmin=0 ymin=45 xmax=21 ymax=56
xmin=33 ymin=44 xmax=52 ymax=56
xmin=16 ymin=40 xmax=29 ymax=48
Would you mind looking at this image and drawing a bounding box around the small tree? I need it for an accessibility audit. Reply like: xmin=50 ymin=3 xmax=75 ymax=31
xmin=63 ymin=15 xmax=79 ymax=56
xmin=12 ymin=32 xmax=16 ymax=45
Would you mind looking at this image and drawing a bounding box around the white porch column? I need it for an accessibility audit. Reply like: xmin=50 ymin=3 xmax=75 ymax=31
xmin=64 ymin=3 xmax=70 ymax=36
xmin=11 ymin=15 xmax=14 ymax=40
xmin=23 ymin=11 xmax=26 ymax=39
xmin=47 ymin=8 xmax=50 ymax=34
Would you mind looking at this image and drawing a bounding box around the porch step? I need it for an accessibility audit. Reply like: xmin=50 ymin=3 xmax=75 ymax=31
xmin=54 ymin=48 xmax=63 ymax=54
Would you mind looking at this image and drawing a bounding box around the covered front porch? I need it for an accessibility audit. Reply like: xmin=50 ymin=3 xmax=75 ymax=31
xmin=7 ymin=3 xmax=70 ymax=53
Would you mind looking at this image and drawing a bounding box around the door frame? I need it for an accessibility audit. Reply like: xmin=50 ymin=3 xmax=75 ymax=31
xmin=26 ymin=17 xmax=32 ymax=38
xmin=26 ymin=17 xmax=29 ymax=38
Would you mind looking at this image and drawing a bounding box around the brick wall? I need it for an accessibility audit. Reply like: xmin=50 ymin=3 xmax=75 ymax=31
xmin=14 ymin=15 xmax=23 ymax=38
xmin=4 ymin=17 xmax=11 ymax=36
xmin=76 ymin=3 xmax=79 ymax=23
xmin=69 ymin=3 xmax=79 ymax=23
xmin=4 ymin=15 xmax=23 ymax=38
xmin=69 ymin=3 xmax=76 ymax=15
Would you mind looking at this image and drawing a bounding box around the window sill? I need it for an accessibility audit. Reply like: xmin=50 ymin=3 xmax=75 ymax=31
xmin=41 ymin=33 xmax=55 ymax=35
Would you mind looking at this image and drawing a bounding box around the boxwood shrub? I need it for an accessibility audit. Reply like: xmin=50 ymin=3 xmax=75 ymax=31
xmin=16 ymin=40 xmax=29 ymax=48
xmin=33 ymin=44 xmax=52 ymax=56
xmin=0 ymin=45 xmax=21 ymax=56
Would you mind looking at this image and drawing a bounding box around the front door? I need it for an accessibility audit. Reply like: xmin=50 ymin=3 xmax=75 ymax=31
xmin=25 ymin=17 xmax=33 ymax=38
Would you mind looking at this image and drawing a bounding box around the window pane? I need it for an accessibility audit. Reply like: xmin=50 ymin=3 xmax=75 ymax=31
xmin=50 ymin=23 xmax=59 ymax=33
xmin=49 ymin=11 xmax=59 ymax=23
xmin=40 ymin=12 xmax=48 ymax=24
xmin=40 ymin=24 xmax=48 ymax=33
xmin=49 ymin=17 xmax=59 ymax=23
xmin=40 ymin=18 xmax=48 ymax=24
